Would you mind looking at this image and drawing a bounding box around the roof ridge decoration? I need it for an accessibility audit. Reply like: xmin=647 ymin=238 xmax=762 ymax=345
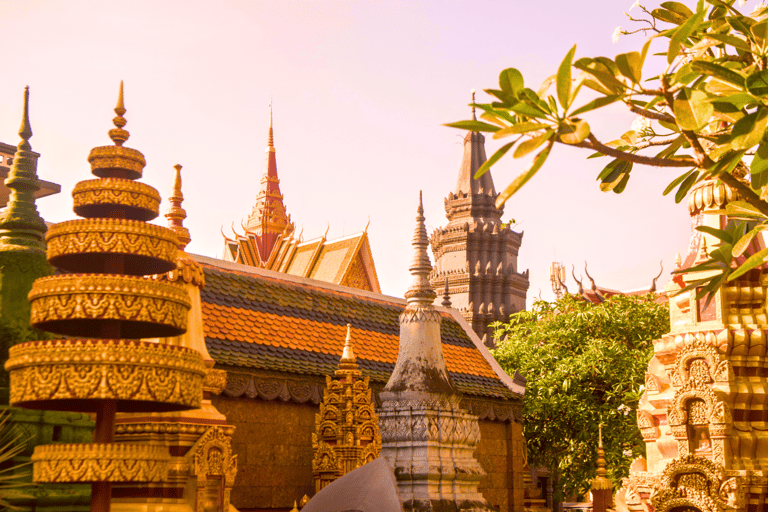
xmin=0 ymin=86 xmax=47 ymax=254
xmin=165 ymin=164 xmax=191 ymax=250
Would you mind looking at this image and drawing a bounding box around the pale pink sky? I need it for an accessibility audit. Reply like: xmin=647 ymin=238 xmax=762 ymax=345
xmin=0 ymin=0 xmax=705 ymax=303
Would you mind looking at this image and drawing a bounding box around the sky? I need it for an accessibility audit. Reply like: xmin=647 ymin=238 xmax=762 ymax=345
xmin=0 ymin=0 xmax=715 ymax=304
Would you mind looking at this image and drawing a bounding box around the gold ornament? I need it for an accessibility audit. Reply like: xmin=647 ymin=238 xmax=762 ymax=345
xmin=72 ymin=178 xmax=161 ymax=221
xmin=28 ymin=274 xmax=190 ymax=338
xmin=46 ymin=218 xmax=178 ymax=275
xmin=32 ymin=443 xmax=170 ymax=483
xmin=6 ymin=339 xmax=205 ymax=411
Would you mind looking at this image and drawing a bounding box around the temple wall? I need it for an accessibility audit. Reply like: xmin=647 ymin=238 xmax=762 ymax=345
xmin=213 ymin=395 xmax=524 ymax=511
xmin=212 ymin=395 xmax=316 ymax=511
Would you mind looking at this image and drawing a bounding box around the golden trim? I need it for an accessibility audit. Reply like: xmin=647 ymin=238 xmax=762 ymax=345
xmin=28 ymin=274 xmax=191 ymax=337
xmin=46 ymin=218 xmax=178 ymax=274
xmin=6 ymin=338 xmax=205 ymax=411
xmin=87 ymin=145 xmax=146 ymax=180
xmin=32 ymin=443 xmax=169 ymax=483
xmin=72 ymin=178 xmax=160 ymax=221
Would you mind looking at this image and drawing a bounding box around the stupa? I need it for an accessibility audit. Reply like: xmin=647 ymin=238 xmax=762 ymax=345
xmin=4 ymin=83 xmax=206 ymax=512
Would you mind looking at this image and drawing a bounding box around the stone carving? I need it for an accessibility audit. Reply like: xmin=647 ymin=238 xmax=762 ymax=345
xmin=31 ymin=443 xmax=170 ymax=483
xmin=192 ymin=426 xmax=238 ymax=512
xmin=651 ymin=456 xmax=743 ymax=512
xmin=6 ymin=339 xmax=205 ymax=410
xmin=311 ymin=325 xmax=381 ymax=492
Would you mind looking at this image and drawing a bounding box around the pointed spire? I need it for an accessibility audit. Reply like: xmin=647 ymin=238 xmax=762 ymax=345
xmin=339 ymin=324 xmax=358 ymax=369
xmin=109 ymin=81 xmax=129 ymax=147
xmin=165 ymin=164 xmax=191 ymax=250
xmin=0 ymin=86 xmax=46 ymax=254
xmin=267 ymin=100 xmax=275 ymax=152
xmin=592 ymin=423 xmax=612 ymax=491
xmin=19 ymin=86 xmax=32 ymax=150
xmin=405 ymin=191 xmax=437 ymax=306
xmin=442 ymin=277 xmax=452 ymax=308
xmin=471 ymin=89 xmax=476 ymax=121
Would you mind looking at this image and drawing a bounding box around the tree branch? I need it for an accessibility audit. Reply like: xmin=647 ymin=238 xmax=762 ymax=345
xmin=571 ymin=134 xmax=697 ymax=167
xmin=635 ymin=137 xmax=680 ymax=149
xmin=627 ymin=103 xmax=675 ymax=124
xmin=717 ymin=172 xmax=768 ymax=216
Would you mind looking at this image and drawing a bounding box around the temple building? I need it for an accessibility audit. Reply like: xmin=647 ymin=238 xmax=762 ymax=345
xmin=222 ymin=109 xmax=380 ymax=293
xmin=429 ymin=101 xmax=529 ymax=346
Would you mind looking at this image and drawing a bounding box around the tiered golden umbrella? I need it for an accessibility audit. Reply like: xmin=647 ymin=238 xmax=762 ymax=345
xmin=4 ymin=83 xmax=206 ymax=512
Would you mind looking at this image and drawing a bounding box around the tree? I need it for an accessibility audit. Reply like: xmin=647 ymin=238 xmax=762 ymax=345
xmin=448 ymin=0 xmax=768 ymax=298
xmin=491 ymin=294 xmax=669 ymax=502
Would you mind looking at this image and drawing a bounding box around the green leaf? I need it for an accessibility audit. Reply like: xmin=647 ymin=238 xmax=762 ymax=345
xmin=493 ymin=122 xmax=550 ymax=139
xmin=652 ymin=7 xmax=687 ymax=25
xmin=474 ymin=141 xmax=515 ymax=179
xmin=509 ymin=102 xmax=550 ymax=119
xmin=661 ymin=1 xmax=694 ymax=18
xmin=690 ymin=60 xmax=745 ymax=89
xmin=747 ymin=70 xmax=768 ymax=97
xmin=752 ymin=20 xmax=768 ymax=51
xmin=727 ymin=16 xmax=756 ymax=39
xmin=444 ymin=120 xmax=501 ymax=132
xmin=570 ymin=95 xmax=621 ymax=117
xmin=668 ymin=7 xmax=706 ymax=64
xmin=558 ymin=119 xmax=590 ymax=144
xmin=616 ymin=51 xmax=642 ymax=84
xmin=752 ymin=142 xmax=768 ymax=175
xmin=697 ymin=225 xmax=732 ymax=242
xmin=675 ymin=170 xmax=699 ymax=203
xmin=663 ymin=169 xmax=697 ymax=196
xmin=705 ymin=33 xmax=753 ymax=52
xmin=514 ymin=129 xmax=554 ymax=158
xmin=673 ymin=89 xmax=714 ymax=131
xmin=499 ymin=68 xmax=525 ymax=94
xmin=599 ymin=159 xmax=633 ymax=193
xmin=733 ymin=228 xmax=763 ymax=257
xmin=728 ymin=247 xmax=768 ymax=280
xmin=495 ymin=140 xmax=554 ymax=208
xmin=557 ymin=45 xmax=577 ymax=110
xmin=731 ymin=108 xmax=768 ymax=150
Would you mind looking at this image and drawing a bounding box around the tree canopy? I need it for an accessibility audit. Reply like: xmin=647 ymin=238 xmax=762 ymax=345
xmin=491 ymin=294 xmax=669 ymax=501
xmin=449 ymin=0 xmax=768 ymax=297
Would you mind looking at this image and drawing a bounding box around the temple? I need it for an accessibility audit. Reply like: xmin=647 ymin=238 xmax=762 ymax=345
xmin=430 ymin=96 xmax=529 ymax=345
xmin=222 ymin=108 xmax=380 ymax=292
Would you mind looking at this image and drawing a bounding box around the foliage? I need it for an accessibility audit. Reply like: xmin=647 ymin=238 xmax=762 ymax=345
xmin=448 ymin=0 xmax=768 ymax=298
xmin=0 ymin=409 xmax=32 ymax=510
xmin=491 ymin=294 xmax=669 ymax=501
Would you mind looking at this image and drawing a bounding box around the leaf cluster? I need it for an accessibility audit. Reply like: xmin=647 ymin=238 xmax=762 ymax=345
xmin=491 ymin=294 xmax=669 ymax=501
xmin=447 ymin=0 xmax=768 ymax=296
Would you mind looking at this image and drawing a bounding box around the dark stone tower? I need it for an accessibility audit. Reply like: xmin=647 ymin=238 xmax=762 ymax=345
xmin=430 ymin=105 xmax=529 ymax=346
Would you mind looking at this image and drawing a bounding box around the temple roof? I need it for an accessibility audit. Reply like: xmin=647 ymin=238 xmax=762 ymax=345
xmin=195 ymin=254 xmax=523 ymax=404
xmin=224 ymin=229 xmax=380 ymax=293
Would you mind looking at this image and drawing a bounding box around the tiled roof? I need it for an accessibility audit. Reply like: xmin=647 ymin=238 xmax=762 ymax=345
xmin=196 ymin=255 xmax=522 ymax=401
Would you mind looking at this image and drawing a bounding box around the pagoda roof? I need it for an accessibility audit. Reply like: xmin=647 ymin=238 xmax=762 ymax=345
xmin=195 ymin=254 xmax=524 ymax=418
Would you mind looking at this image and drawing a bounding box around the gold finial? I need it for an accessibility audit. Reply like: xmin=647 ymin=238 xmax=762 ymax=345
xmin=339 ymin=324 xmax=358 ymax=367
xmin=471 ymin=89 xmax=476 ymax=121
xmin=592 ymin=423 xmax=612 ymax=490
xmin=165 ymin=164 xmax=191 ymax=249
xmin=290 ymin=500 xmax=299 ymax=512
xmin=442 ymin=277 xmax=452 ymax=308
xmin=405 ymin=191 xmax=436 ymax=306
xmin=599 ymin=423 xmax=603 ymax=448
xmin=675 ymin=252 xmax=682 ymax=269
xmin=267 ymin=100 xmax=275 ymax=151
xmin=19 ymin=86 xmax=32 ymax=148
xmin=109 ymin=81 xmax=130 ymax=146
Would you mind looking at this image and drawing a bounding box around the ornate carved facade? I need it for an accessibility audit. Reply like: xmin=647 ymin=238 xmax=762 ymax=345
xmin=429 ymin=103 xmax=529 ymax=346
xmin=311 ymin=324 xmax=381 ymax=492
xmin=621 ymin=178 xmax=767 ymax=512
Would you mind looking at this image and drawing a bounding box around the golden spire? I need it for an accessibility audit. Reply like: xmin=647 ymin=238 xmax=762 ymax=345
xmin=592 ymin=423 xmax=612 ymax=490
xmin=338 ymin=324 xmax=358 ymax=370
xmin=267 ymin=100 xmax=275 ymax=152
xmin=441 ymin=277 xmax=452 ymax=308
xmin=109 ymin=81 xmax=129 ymax=147
xmin=471 ymin=89 xmax=476 ymax=121
xmin=165 ymin=164 xmax=191 ymax=250
xmin=19 ymin=86 xmax=32 ymax=150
